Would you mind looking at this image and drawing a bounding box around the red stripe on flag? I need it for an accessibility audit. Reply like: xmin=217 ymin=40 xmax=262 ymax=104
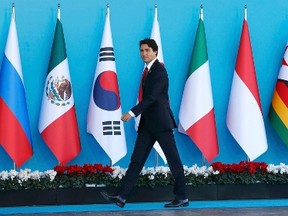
xmin=282 ymin=58 xmax=288 ymax=67
xmin=185 ymin=109 xmax=219 ymax=162
xmin=0 ymin=98 xmax=33 ymax=167
xmin=276 ymin=80 xmax=288 ymax=107
xmin=282 ymin=46 xmax=288 ymax=66
xmin=235 ymin=20 xmax=262 ymax=110
xmin=41 ymin=106 xmax=81 ymax=165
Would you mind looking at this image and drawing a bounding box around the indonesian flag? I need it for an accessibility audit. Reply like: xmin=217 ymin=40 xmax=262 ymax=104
xmin=87 ymin=8 xmax=127 ymax=165
xmin=38 ymin=18 xmax=81 ymax=165
xmin=0 ymin=10 xmax=33 ymax=167
xmin=226 ymin=18 xmax=268 ymax=161
xmin=269 ymin=43 xmax=288 ymax=146
xmin=178 ymin=13 xmax=219 ymax=163
xmin=135 ymin=6 xmax=167 ymax=164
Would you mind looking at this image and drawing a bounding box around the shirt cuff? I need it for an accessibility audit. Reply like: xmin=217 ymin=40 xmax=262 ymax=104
xmin=128 ymin=110 xmax=135 ymax=117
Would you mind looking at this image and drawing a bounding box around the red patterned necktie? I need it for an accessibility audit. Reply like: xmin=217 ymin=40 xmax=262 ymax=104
xmin=141 ymin=67 xmax=149 ymax=86
xmin=138 ymin=67 xmax=148 ymax=102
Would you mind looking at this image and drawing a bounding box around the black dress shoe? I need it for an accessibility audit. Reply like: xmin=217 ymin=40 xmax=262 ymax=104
xmin=100 ymin=190 xmax=126 ymax=208
xmin=164 ymin=198 xmax=189 ymax=207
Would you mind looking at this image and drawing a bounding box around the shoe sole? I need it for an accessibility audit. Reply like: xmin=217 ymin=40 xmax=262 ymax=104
xmin=115 ymin=201 xmax=125 ymax=208
xmin=180 ymin=202 xmax=189 ymax=207
xmin=100 ymin=191 xmax=110 ymax=202
xmin=100 ymin=191 xmax=125 ymax=208
xmin=164 ymin=202 xmax=189 ymax=208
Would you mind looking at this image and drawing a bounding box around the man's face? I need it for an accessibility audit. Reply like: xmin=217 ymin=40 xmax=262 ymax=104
xmin=140 ymin=44 xmax=157 ymax=64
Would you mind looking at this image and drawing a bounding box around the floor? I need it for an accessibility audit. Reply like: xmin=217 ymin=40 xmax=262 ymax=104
xmin=2 ymin=199 xmax=288 ymax=215
xmin=6 ymin=207 xmax=288 ymax=216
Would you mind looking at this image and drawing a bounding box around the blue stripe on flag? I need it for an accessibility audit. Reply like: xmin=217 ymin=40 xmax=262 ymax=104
xmin=0 ymin=55 xmax=32 ymax=144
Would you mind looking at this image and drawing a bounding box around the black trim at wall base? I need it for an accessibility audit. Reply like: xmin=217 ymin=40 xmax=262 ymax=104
xmin=0 ymin=184 xmax=287 ymax=207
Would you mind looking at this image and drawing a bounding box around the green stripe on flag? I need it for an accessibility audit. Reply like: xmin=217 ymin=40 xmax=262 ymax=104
xmin=188 ymin=19 xmax=208 ymax=77
xmin=48 ymin=19 xmax=67 ymax=72
xmin=269 ymin=107 xmax=288 ymax=146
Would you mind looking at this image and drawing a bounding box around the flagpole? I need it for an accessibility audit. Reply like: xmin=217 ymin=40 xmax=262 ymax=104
xmin=155 ymin=149 xmax=159 ymax=167
xmin=200 ymin=4 xmax=203 ymax=20
xmin=244 ymin=5 xmax=250 ymax=163
xmin=107 ymin=3 xmax=111 ymax=168
xmin=58 ymin=3 xmax=61 ymax=20
xmin=108 ymin=3 xmax=116 ymax=167
xmin=12 ymin=3 xmax=16 ymax=170
xmin=244 ymin=5 xmax=247 ymax=21
xmin=57 ymin=3 xmax=61 ymax=167
xmin=107 ymin=3 xmax=110 ymax=16
xmin=154 ymin=3 xmax=160 ymax=168
xmin=12 ymin=3 xmax=15 ymax=19
xmin=154 ymin=4 xmax=158 ymax=18
xmin=200 ymin=4 xmax=207 ymax=167
xmin=201 ymin=155 xmax=207 ymax=166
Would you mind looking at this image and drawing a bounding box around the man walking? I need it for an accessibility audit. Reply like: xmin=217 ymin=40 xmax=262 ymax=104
xmin=101 ymin=38 xmax=188 ymax=208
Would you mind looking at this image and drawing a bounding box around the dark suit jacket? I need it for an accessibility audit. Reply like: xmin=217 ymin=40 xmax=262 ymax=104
xmin=131 ymin=59 xmax=177 ymax=133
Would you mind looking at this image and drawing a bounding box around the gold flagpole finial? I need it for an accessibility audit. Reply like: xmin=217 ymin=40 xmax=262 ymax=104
xmin=57 ymin=3 xmax=61 ymax=20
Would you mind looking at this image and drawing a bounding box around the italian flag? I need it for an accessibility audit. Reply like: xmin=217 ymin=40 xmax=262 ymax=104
xmin=269 ymin=43 xmax=288 ymax=146
xmin=38 ymin=18 xmax=81 ymax=165
xmin=178 ymin=15 xmax=219 ymax=163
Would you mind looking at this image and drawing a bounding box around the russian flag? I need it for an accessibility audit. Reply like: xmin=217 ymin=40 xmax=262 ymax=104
xmin=0 ymin=12 xmax=33 ymax=167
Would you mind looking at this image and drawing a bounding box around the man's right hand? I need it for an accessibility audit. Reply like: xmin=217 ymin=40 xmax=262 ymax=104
xmin=121 ymin=113 xmax=132 ymax=122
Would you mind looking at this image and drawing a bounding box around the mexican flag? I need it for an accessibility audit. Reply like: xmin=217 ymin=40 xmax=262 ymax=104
xmin=178 ymin=15 xmax=219 ymax=163
xmin=38 ymin=18 xmax=81 ymax=165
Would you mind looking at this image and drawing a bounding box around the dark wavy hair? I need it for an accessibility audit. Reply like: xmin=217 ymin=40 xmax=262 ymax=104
xmin=139 ymin=38 xmax=158 ymax=53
